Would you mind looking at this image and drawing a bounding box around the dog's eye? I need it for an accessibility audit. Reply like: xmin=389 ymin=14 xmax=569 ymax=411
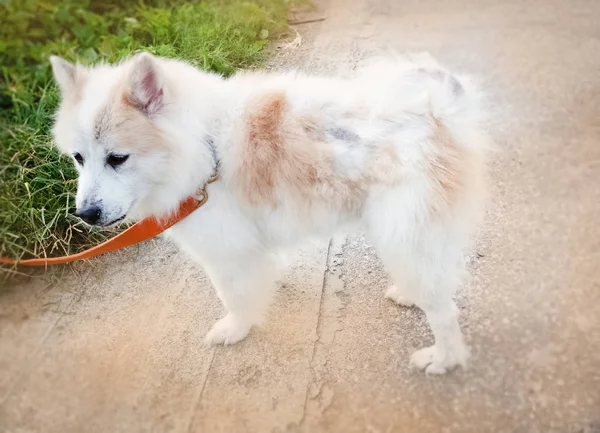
xmin=107 ymin=153 xmax=129 ymax=168
xmin=73 ymin=153 xmax=84 ymax=166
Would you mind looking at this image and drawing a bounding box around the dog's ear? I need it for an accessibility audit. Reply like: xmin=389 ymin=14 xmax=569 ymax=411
xmin=126 ymin=52 xmax=164 ymax=116
xmin=50 ymin=56 xmax=81 ymax=94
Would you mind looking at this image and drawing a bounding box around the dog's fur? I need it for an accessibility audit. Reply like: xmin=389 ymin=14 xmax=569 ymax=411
xmin=50 ymin=51 xmax=487 ymax=374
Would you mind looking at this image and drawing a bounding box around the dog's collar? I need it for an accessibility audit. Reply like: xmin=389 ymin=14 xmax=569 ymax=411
xmin=190 ymin=134 xmax=220 ymax=207
xmin=194 ymin=172 xmax=219 ymax=206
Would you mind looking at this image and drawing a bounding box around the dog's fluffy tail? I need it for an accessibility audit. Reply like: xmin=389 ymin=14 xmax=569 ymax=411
xmin=356 ymin=51 xmax=491 ymax=154
xmin=405 ymin=52 xmax=491 ymax=153
xmin=426 ymin=69 xmax=493 ymax=155
xmin=425 ymin=71 xmax=484 ymax=129
xmin=358 ymin=51 xmax=487 ymax=134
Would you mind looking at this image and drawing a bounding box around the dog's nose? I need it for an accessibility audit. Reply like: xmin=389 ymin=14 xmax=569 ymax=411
xmin=76 ymin=207 xmax=102 ymax=225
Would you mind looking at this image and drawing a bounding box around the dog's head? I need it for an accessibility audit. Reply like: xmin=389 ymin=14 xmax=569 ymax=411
xmin=50 ymin=53 xmax=185 ymax=227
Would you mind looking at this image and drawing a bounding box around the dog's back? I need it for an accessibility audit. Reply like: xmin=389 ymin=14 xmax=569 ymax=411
xmin=216 ymin=55 xmax=487 ymax=240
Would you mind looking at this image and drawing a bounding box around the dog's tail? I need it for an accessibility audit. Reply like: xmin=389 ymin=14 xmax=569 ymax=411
xmin=425 ymin=71 xmax=483 ymax=125
xmin=404 ymin=53 xmax=491 ymax=153
xmin=357 ymin=51 xmax=490 ymax=151
xmin=401 ymin=53 xmax=478 ymax=120
xmin=359 ymin=52 xmax=485 ymax=124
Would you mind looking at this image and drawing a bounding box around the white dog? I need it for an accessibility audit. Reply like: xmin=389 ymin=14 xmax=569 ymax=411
xmin=50 ymin=51 xmax=487 ymax=374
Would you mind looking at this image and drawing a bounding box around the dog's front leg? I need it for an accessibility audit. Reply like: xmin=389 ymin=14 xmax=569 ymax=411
xmin=202 ymin=252 xmax=280 ymax=345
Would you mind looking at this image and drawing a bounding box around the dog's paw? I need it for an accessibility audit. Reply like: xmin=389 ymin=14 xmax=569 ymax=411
xmin=204 ymin=314 xmax=251 ymax=346
xmin=409 ymin=343 xmax=469 ymax=375
xmin=385 ymin=285 xmax=415 ymax=307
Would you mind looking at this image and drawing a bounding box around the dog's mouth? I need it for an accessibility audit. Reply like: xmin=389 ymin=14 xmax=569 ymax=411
xmin=101 ymin=201 xmax=136 ymax=228
xmin=102 ymin=214 xmax=126 ymax=228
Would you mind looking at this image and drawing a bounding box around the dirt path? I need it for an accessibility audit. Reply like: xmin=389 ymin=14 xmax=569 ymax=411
xmin=2 ymin=0 xmax=600 ymax=432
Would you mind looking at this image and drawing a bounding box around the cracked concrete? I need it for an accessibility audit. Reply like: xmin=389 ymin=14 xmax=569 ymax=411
xmin=1 ymin=0 xmax=600 ymax=431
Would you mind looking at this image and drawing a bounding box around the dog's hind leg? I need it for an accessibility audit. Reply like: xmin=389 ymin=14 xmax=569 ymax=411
xmin=202 ymin=252 xmax=280 ymax=345
xmin=366 ymin=203 xmax=471 ymax=374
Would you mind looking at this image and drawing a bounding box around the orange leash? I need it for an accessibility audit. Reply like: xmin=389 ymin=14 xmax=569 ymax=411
xmin=0 ymin=178 xmax=215 ymax=267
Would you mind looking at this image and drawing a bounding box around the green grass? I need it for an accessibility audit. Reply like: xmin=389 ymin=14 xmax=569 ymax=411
xmin=0 ymin=0 xmax=289 ymax=269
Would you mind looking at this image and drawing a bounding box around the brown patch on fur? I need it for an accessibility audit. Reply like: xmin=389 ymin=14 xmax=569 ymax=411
xmin=432 ymin=118 xmax=463 ymax=195
xmin=428 ymin=117 xmax=482 ymax=214
xmin=239 ymin=93 xmax=322 ymax=204
xmin=97 ymin=82 xmax=172 ymax=155
xmin=235 ymin=93 xmax=403 ymax=214
xmin=243 ymin=92 xmax=288 ymax=202
xmin=113 ymin=107 xmax=170 ymax=154
xmin=120 ymin=86 xmax=144 ymax=112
